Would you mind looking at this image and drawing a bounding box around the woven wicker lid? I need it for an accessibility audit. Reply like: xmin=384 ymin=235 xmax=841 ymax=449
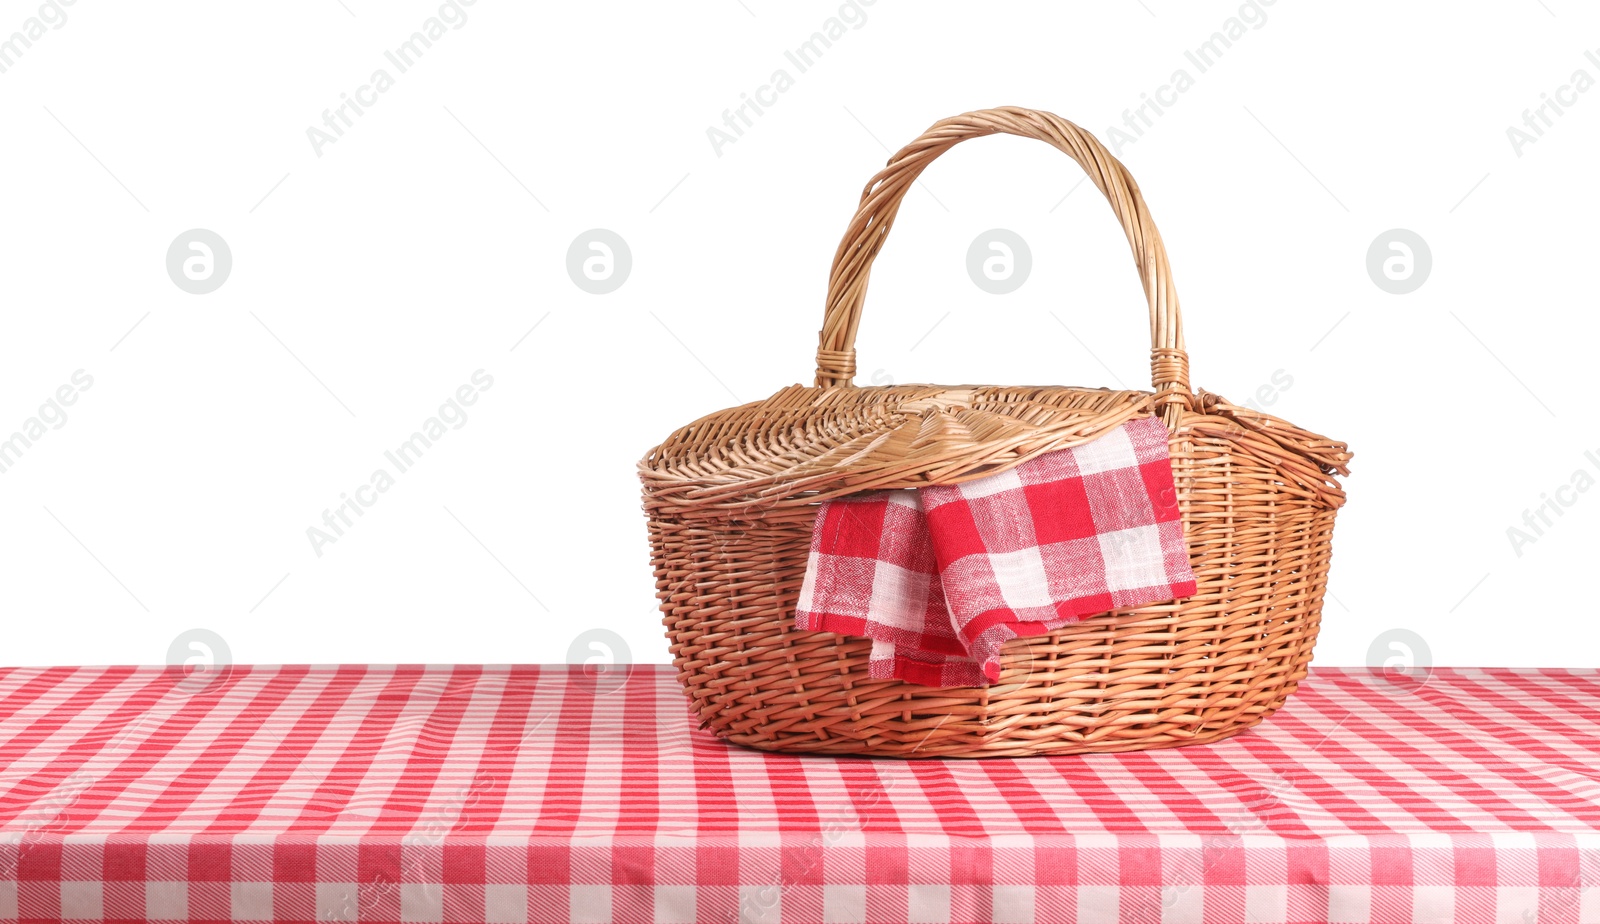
xmin=640 ymin=383 xmax=1165 ymax=509
xmin=640 ymin=382 xmax=1348 ymax=512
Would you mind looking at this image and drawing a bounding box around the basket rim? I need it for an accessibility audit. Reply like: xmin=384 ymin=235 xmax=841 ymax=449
xmin=640 ymin=382 xmax=1350 ymax=511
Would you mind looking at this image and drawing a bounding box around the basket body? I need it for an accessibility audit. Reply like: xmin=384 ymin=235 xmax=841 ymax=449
xmin=639 ymin=107 xmax=1350 ymax=758
xmin=641 ymin=384 xmax=1347 ymax=758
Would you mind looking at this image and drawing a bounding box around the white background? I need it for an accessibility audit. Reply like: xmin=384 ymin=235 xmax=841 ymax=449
xmin=1 ymin=0 xmax=1595 ymax=669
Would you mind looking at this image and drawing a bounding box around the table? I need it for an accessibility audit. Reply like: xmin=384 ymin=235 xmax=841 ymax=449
xmin=1 ymin=664 xmax=1597 ymax=923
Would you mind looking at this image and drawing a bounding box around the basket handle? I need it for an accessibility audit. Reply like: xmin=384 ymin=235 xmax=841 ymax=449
xmin=814 ymin=106 xmax=1189 ymax=408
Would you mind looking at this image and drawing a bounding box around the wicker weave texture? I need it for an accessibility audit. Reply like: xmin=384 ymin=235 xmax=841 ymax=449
xmin=639 ymin=107 xmax=1351 ymax=758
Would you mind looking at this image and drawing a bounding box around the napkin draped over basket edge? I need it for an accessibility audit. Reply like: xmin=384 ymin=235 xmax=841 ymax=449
xmin=796 ymin=415 xmax=1198 ymax=687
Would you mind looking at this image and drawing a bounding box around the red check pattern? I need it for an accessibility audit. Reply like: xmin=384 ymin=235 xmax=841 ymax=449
xmin=3 ymin=664 xmax=1600 ymax=924
xmin=796 ymin=416 xmax=1196 ymax=686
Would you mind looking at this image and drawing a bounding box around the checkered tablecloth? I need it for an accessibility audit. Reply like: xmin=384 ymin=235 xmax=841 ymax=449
xmin=2 ymin=665 xmax=1598 ymax=924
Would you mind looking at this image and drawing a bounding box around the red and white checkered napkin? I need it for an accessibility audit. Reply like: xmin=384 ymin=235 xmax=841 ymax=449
xmin=796 ymin=415 xmax=1197 ymax=686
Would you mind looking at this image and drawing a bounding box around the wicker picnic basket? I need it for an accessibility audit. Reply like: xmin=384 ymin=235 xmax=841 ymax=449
xmin=639 ymin=106 xmax=1351 ymax=758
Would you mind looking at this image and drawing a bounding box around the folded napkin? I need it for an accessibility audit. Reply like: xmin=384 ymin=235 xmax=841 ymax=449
xmin=795 ymin=416 xmax=1197 ymax=687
